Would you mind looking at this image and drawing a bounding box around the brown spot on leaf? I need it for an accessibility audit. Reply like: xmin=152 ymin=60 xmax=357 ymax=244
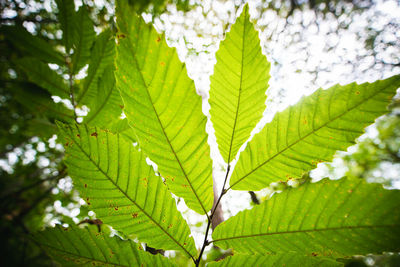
xmin=65 ymin=142 xmax=69 ymax=147
xmin=132 ymin=213 xmax=138 ymax=218
xmin=84 ymin=184 xmax=87 ymax=188
xmin=160 ymin=62 xmax=165 ymax=66
xmin=118 ymin=34 xmax=126 ymax=39
xmin=114 ymin=207 xmax=119 ymax=211
xmin=78 ymin=219 xmax=103 ymax=226
xmin=168 ymin=224 xmax=173 ymax=228
xmin=311 ymin=252 xmax=318 ymax=256
xmin=119 ymin=105 xmax=124 ymax=109
xmin=91 ymin=132 xmax=98 ymax=137
xmin=355 ymin=91 xmax=360 ymax=95
xmin=76 ymin=134 xmax=80 ymax=138
xmin=156 ymin=36 xmax=161 ymax=43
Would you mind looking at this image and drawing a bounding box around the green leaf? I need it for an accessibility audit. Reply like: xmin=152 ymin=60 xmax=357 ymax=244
xmin=208 ymin=253 xmax=341 ymax=266
xmin=55 ymin=0 xmax=76 ymax=53
xmin=15 ymin=57 xmax=70 ymax=98
xmin=209 ymin=4 xmax=270 ymax=163
xmin=58 ymin=123 xmax=197 ymax=258
xmin=14 ymin=85 xmax=74 ymax=122
xmin=25 ymin=118 xmax=58 ymax=138
xmin=230 ymin=76 xmax=400 ymax=190
xmin=213 ymin=178 xmax=400 ymax=256
xmin=71 ymin=6 xmax=95 ymax=74
xmin=1 ymin=25 xmax=65 ymax=65
xmin=34 ymin=225 xmax=174 ymax=266
xmin=108 ymin=118 xmax=137 ymax=144
xmin=77 ymin=29 xmax=115 ymax=105
xmin=115 ymin=1 xmax=213 ymax=214
xmin=84 ymin=65 xmax=124 ymax=128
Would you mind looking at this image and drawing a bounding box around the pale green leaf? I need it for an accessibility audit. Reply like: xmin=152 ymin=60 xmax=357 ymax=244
xmin=77 ymin=29 xmax=115 ymax=105
xmin=115 ymin=1 xmax=213 ymax=214
xmin=71 ymin=6 xmax=95 ymax=74
xmin=230 ymin=76 xmax=400 ymax=190
xmin=34 ymin=225 xmax=174 ymax=266
xmin=58 ymin=123 xmax=197 ymax=258
xmin=209 ymin=4 xmax=270 ymax=163
xmin=208 ymin=253 xmax=341 ymax=266
xmin=1 ymin=25 xmax=65 ymax=65
xmin=84 ymin=65 xmax=124 ymax=128
xmin=15 ymin=57 xmax=70 ymax=98
xmin=213 ymin=178 xmax=400 ymax=256
xmin=55 ymin=0 xmax=76 ymax=53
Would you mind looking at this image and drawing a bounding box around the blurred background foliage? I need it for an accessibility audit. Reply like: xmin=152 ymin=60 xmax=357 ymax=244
xmin=0 ymin=0 xmax=399 ymax=266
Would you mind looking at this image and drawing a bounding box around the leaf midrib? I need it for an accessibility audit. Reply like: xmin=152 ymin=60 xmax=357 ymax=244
xmin=230 ymin=84 xmax=388 ymax=189
xmin=213 ymin=223 xmax=400 ymax=242
xmin=227 ymin=10 xmax=247 ymax=163
xmin=121 ymin=20 xmax=208 ymax=215
xmin=65 ymin=126 xmax=194 ymax=258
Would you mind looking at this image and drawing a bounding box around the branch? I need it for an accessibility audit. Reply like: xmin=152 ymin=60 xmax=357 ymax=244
xmin=195 ymin=165 xmax=231 ymax=267
xmin=211 ymin=181 xmax=224 ymax=230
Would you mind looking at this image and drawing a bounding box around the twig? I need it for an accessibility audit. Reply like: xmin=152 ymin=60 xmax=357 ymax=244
xmin=66 ymin=57 xmax=78 ymax=122
xmin=195 ymin=165 xmax=231 ymax=266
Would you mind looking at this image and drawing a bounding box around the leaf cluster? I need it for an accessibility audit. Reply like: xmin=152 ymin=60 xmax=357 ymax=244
xmin=1 ymin=1 xmax=400 ymax=266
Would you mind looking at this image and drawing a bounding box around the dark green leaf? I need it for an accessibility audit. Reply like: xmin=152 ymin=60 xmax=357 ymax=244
xmin=15 ymin=57 xmax=70 ymax=98
xmin=77 ymin=29 xmax=114 ymax=105
xmin=1 ymin=25 xmax=65 ymax=65
xmin=71 ymin=6 xmax=95 ymax=74
xmin=55 ymin=0 xmax=76 ymax=53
